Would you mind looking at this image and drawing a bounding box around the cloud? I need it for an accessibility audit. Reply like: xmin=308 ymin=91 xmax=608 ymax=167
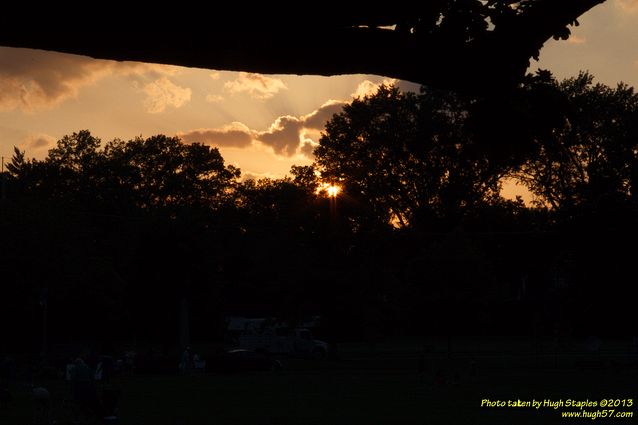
xmin=0 ymin=47 xmax=179 ymax=112
xmin=224 ymin=72 xmax=287 ymax=99
xmin=142 ymin=77 xmax=192 ymax=113
xmin=205 ymin=94 xmax=224 ymax=103
xmin=0 ymin=48 xmax=107 ymax=112
xmin=254 ymin=100 xmax=347 ymax=156
xmin=255 ymin=100 xmax=348 ymax=156
xmin=29 ymin=136 xmax=54 ymax=149
xmin=617 ymin=0 xmax=638 ymax=12
xmin=302 ymin=100 xmax=347 ymax=130
xmin=242 ymin=171 xmax=279 ymax=181
xmin=19 ymin=133 xmax=57 ymax=157
xmin=178 ymin=122 xmax=254 ymax=148
xmin=299 ymin=141 xmax=317 ymax=158
xmin=180 ymin=77 xmax=414 ymax=158
xmin=256 ymin=116 xmax=304 ymax=156
xmin=352 ymin=78 xmax=398 ymax=98
xmin=178 ymin=99 xmax=347 ymax=158
xmin=567 ymin=35 xmax=586 ymax=44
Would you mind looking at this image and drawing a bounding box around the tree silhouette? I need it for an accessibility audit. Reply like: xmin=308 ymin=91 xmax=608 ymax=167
xmin=3 ymin=132 xmax=243 ymax=345
xmin=103 ymin=135 xmax=240 ymax=214
xmin=4 ymin=66 xmax=638 ymax=348
xmin=314 ymin=85 xmax=506 ymax=229
xmin=8 ymin=131 xmax=241 ymax=216
xmin=516 ymin=72 xmax=638 ymax=212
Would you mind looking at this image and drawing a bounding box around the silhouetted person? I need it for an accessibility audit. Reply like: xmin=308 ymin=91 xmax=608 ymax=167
xmin=0 ymin=354 xmax=8 ymax=379
xmin=32 ymin=386 xmax=50 ymax=425
xmin=95 ymin=354 xmax=114 ymax=383
xmin=122 ymin=350 xmax=135 ymax=376
xmin=70 ymin=357 xmax=99 ymax=421
xmin=435 ymin=368 xmax=446 ymax=387
xmin=0 ymin=354 xmax=12 ymax=409
xmin=452 ymin=370 xmax=461 ymax=386
xmin=102 ymin=388 xmax=122 ymax=422
xmin=179 ymin=347 xmax=192 ymax=374
xmin=193 ymin=353 xmax=206 ymax=373
xmin=469 ymin=358 xmax=477 ymax=377
xmin=0 ymin=385 xmax=10 ymax=409
xmin=417 ymin=351 xmax=428 ymax=383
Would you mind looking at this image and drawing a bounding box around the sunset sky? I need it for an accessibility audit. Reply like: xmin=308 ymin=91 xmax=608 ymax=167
xmin=1 ymin=0 xmax=637 ymax=193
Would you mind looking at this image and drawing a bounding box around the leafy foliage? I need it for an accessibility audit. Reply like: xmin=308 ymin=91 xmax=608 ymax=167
xmin=8 ymin=131 xmax=240 ymax=215
xmin=314 ymin=85 xmax=505 ymax=229
xmin=515 ymin=72 xmax=638 ymax=212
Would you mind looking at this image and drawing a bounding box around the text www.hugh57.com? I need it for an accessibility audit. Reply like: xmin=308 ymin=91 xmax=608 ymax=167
xmin=562 ymin=410 xmax=633 ymax=419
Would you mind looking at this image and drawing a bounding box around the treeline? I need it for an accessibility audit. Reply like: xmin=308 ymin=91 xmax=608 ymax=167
xmin=1 ymin=71 xmax=637 ymax=351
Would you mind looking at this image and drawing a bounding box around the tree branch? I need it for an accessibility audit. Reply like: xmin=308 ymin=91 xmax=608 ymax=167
xmin=0 ymin=2 xmax=607 ymax=92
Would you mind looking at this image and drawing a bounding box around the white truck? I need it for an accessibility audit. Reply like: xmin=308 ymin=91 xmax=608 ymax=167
xmin=226 ymin=317 xmax=329 ymax=358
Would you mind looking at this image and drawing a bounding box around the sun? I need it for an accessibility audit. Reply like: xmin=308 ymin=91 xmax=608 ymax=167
xmin=327 ymin=185 xmax=340 ymax=198
xmin=316 ymin=182 xmax=341 ymax=198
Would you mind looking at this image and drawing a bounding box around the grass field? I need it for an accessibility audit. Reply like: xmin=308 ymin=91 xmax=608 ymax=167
xmin=2 ymin=339 xmax=636 ymax=424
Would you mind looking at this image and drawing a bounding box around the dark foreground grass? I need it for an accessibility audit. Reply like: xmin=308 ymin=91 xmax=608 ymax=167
xmin=2 ymin=362 xmax=636 ymax=425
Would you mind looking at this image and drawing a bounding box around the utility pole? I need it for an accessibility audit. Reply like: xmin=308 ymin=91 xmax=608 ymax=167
xmin=40 ymin=288 xmax=48 ymax=358
xmin=179 ymin=296 xmax=190 ymax=349
xmin=1 ymin=156 xmax=6 ymax=201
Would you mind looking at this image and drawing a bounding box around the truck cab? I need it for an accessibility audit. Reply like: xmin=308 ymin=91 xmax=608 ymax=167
xmin=237 ymin=325 xmax=328 ymax=358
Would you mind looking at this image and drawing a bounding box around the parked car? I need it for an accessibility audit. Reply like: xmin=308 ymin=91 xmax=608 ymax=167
xmin=208 ymin=349 xmax=282 ymax=373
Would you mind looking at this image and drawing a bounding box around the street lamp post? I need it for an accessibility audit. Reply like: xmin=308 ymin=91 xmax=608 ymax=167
xmin=39 ymin=288 xmax=48 ymax=358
